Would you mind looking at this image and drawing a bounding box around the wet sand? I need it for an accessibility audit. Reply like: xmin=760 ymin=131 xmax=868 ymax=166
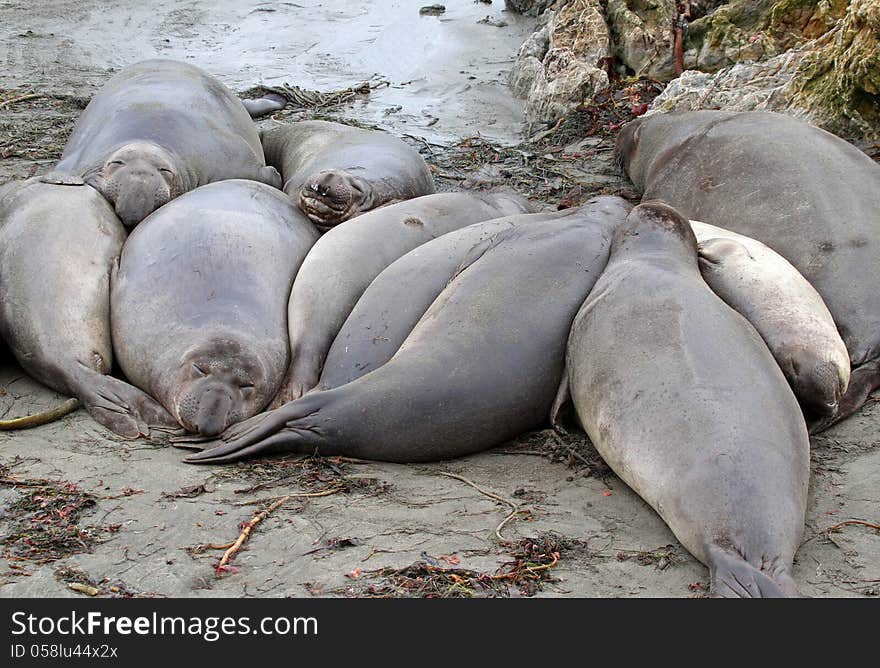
xmin=0 ymin=0 xmax=532 ymax=144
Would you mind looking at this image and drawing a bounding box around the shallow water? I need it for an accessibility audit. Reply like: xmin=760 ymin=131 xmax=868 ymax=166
xmin=0 ymin=0 xmax=533 ymax=143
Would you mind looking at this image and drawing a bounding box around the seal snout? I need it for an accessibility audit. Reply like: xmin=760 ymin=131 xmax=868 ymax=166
xmin=181 ymin=384 xmax=237 ymax=437
xmin=299 ymin=170 xmax=359 ymax=228
xmin=791 ymin=356 xmax=848 ymax=418
xmin=107 ymin=163 xmax=173 ymax=227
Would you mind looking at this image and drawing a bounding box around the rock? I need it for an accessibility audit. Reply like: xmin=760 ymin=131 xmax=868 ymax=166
xmin=606 ymin=0 xmax=678 ymax=80
xmin=649 ymin=0 xmax=880 ymax=142
xmin=517 ymin=0 xmax=611 ymax=126
xmin=505 ymin=0 xmax=554 ymax=15
xmin=683 ymin=0 xmax=779 ymax=71
xmin=478 ymin=16 xmax=509 ymax=27
xmin=419 ymin=4 xmax=446 ymax=16
xmin=648 ymin=49 xmax=805 ymax=114
xmin=788 ymin=0 xmax=880 ymax=140
xmin=509 ymin=4 xmax=555 ymax=98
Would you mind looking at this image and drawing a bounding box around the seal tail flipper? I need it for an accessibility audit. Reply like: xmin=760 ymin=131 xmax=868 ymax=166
xmin=809 ymin=359 xmax=880 ymax=433
xmin=0 ymin=398 xmax=80 ymax=430
xmin=241 ymin=92 xmax=288 ymax=119
xmin=708 ymin=547 xmax=799 ymax=598
xmin=549 ymin=370 xmax=570 ymax=434
xmin=69 ymin=368 xmax=179 ymax=439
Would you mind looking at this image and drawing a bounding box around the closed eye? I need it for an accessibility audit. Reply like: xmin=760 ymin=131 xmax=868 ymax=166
xmin=192 ymin=363 xmax=207 ymax=376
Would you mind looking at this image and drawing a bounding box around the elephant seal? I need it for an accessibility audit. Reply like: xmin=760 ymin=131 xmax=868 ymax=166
xmin=319 ymin=198 xmax=632 ymax=390
xmin=111 ymin=180 xmax=319 ymax=436
xmin=182 ymin=197 xmax=633 ymax=464
xmin=55 ymin=59 xmax=281 ymax=227
xmin=567 ymin=201 xmax=809 ymax=597
xmin=261 ymin=121 xmax=436 ymax=230
xmin=272 ymin=191 xmax=534 ymax=405
xmin=692 ymin=220 xmax=851 ymax=417
xmin=0 ymin=174 xmax=178 ymax=437
xmin=616 ymin=110 xmax=880 ymax=427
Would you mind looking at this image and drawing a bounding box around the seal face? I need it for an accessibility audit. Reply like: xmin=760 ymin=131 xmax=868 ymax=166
xmin=270 ymin=191 xmax=534 ymax=407
xmin=181 ymin=197 xmax=634 ymax=465
xmin=56 ymin=59 xmax=281 ymax=227
xmin=261 ymin=121 xmax=436 ymax=230
xmin=110 ymin=180 xmax=319 ymax=436
xmin=88 ymin=142 xmax=180 ymax=227
xmin=615 ymin=110 xmax=880 ymax=428
xmin=298 ymin=170 xmax=372 ymax=230
xmin=170 ymin=340 xmax=266 ymax=437
xmin=566 ymin=201 xmax=810 ymax=597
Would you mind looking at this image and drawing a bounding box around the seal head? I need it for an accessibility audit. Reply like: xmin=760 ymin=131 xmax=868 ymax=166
xmin=298 ymin=170 xmax=373 ymax=230
xmin=612 ymin=199 xmax=699 ymax=258
xmin=86 ymin=142 xmax=181 ymax=227
xmin=171 ymin=339 xmax=268 ymax=437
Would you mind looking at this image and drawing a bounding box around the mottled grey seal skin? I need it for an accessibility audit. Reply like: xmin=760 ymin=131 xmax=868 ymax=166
xmin=55 ymin=59 xmax=281 ymax=227
xmin=261 ymin=121 xmax=435 ymax=230
xmin=272 ymin=191 xmax=535 ymax=406
xmin=567 ymin=201 xmax=809 ymax=597
xmin=111 ymin=180 xmax=319 ymax=437
xmin=616 ymin=110 xmax=880 ymax=427
xmin=692 ymin=220 xmax=851 ymax=417
xmin=183 ymin=198 xmax=633 ymax=464
xmin=0 ymin=175 xmax=178 ymax=438
xmin=320 ymin=197 xmax=633 ymax=390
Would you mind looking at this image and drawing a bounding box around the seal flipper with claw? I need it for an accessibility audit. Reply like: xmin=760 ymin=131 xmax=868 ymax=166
xmin=182 ymin=394 xmax=326 ymax=463
xmin=68 ymin=364 xmax=180 ymax=439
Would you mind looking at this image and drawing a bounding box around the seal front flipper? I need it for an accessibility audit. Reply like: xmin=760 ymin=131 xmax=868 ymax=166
xmin=707 ymin=546 xmax=799 ymax=598
xmin=256 ymin=165 xmax=283 ymax=189
xmin=186 ymin=395 xmax=323 ymax=464
xmin=37 ymin=171 xmax=86 ymax=186
xmin=69 ymin=367 xmax=179 ymax=439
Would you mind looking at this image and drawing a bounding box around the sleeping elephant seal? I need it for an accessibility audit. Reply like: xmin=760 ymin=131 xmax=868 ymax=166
xmin=261 ymin=121 xmax=435 ymax=230
xmin=55 ymin=59 xmax=281 ymax=227
xmin=111 ymin=180 xmax=319 ymax=436
xmin=567 ymin=201 xmax=809 ymax=597
xmin=0 ymin=174 xmax=178 ymax=437
xmin=319 ymin=198 xmax=633 ymax=390
xmin=272 ymin=191 xmax=534 ymax=405
xmin=692 ymin=220 xmax=851 ymax=417
xmin=182 ymin=197 xmax=633 ymax=464
xmin=616 ymin=110 xmax=880 ymax=427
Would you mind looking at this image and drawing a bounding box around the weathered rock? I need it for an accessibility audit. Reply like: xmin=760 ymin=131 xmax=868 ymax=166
xmin=511 ymin=20 xmax=551 ymax=96
xmin=520 ymin=0 xmax=611 ymax=126
xmin=682 ymin=0 xmax=779 ymax=71
xmin=505 ymin=0 xmax=555 ymax=15
xmin=649 ymin=50 xmax=804 ymax=115
xmin=650 ymin=0 xmax=880 ymax=142
xmin=606 ymin=0 xmax=677 ymax=79
xmin=788 ymin=0 xmax=880 ymax=139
